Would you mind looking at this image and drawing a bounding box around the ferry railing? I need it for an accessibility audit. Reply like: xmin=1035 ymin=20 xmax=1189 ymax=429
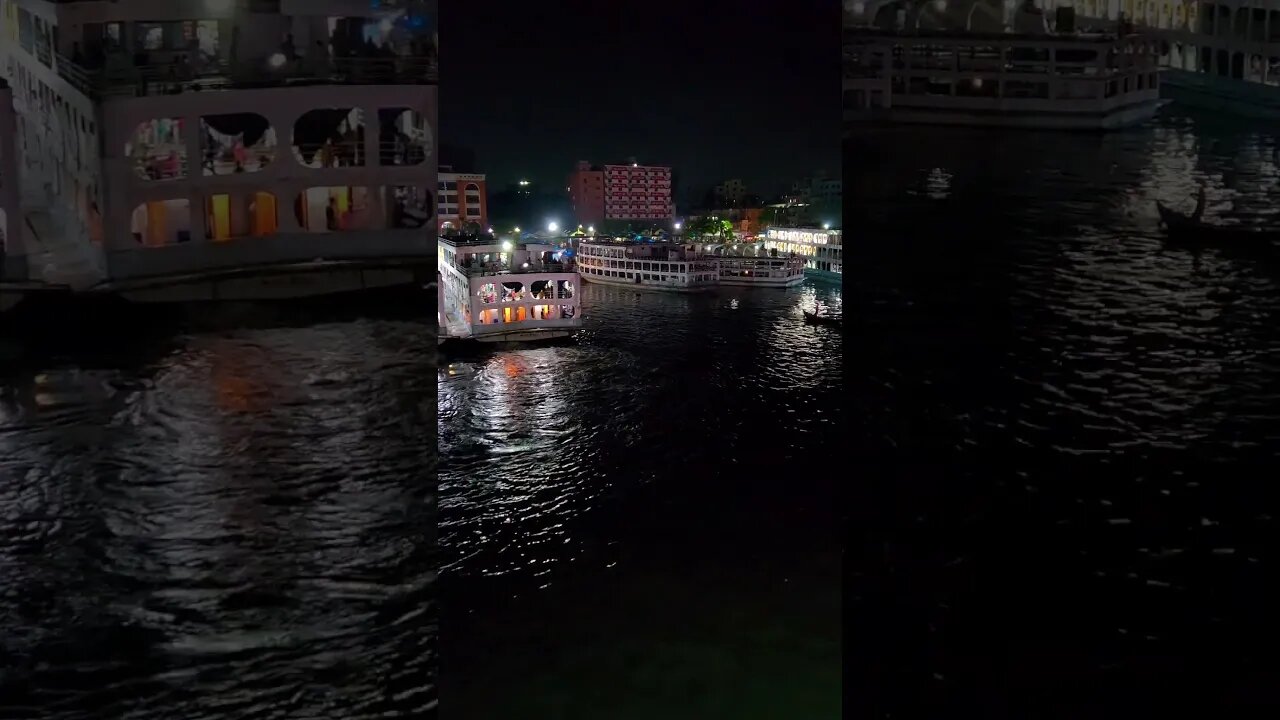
xmin=55 ymin=53 xmax=438 ymax=100
xmin=460 ymin=260 xmax=576 ymax=277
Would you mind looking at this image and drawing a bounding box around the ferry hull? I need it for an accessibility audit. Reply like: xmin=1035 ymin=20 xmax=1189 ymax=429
xmin=470 ymin=327 xmax=577 ymax=343
xmin=580 ymin=275 xmax=711 ymax=293
xmin=718 ymin=275 xmax=806 ymax=288
xmin=1159 ymin=69 xmax=1280 ymax=120
xmin=804 ymin=269 xmax=843 ymax=284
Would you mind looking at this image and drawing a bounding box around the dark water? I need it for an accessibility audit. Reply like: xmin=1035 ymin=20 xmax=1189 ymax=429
xmin=438 ymin=280 xmax=844 ymax=718
xmin=0 ymin=312 xmax=435 ymax=718
xmin=853 ymin=112 xmax=1280 ymax=716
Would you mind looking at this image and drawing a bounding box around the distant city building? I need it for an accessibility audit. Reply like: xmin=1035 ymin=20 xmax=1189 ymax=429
xmin=567 ymin=161 xmax=605 ymax=225
xmin=438 ymin=167 xmax=487 ymax=232
xmin=569 ymin=160 xmax=674 ymax=226
xmin=713 ymin=179 xmax=746 ymax=206
xmin=602 ymin=162 xmax=673 ymax=222
xmin=788 ymin=173 xmax=842 ymax=207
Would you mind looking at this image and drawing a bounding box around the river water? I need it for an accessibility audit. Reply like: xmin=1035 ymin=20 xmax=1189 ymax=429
xmin=853 ymin=110 xmax=1280 ymax=715
xmin=438 ymin=279 xmax=845 ymax=718
xmin=0 ymin=307 xmax=436 ymax=719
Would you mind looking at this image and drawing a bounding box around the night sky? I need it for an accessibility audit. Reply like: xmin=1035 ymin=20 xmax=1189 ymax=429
xmin=443 ymin=1 xmax=839 ymax=203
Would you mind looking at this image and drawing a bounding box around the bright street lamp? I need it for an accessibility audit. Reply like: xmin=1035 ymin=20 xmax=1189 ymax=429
xmin=587 ymin=225 xmax=595 ymax=233
xmin=823 ymin=223 xmax=831 ymax=230
xmin=547 ymin=221 xmax=559 ymax=233
xmin=513 ymin=226 xmax=520 ymax=233
xmin=501 ymin=240 xmax=513 ymax=252
xmin=674 ymin=222 xmax=682 ymax=230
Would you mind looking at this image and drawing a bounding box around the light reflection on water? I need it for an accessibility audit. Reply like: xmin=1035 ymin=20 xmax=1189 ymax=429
xmin=0 ymin=319 xmax=435 ymax=719
xmin=854 ymin=111 xmax=1280 ymax=712
xmin=438 ymin=279 xmax=843 ymax=589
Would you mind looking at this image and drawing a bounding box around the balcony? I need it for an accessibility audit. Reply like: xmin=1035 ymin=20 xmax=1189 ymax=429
xmin=55 ymin=53 xmax=437 ymax=100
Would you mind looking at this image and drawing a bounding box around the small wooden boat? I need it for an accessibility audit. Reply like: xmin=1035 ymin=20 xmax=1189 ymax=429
xmin=803 ymin=310 xmax=843 ymax=328
xmin=1156 ymin=201 xmax=1280 ymax=244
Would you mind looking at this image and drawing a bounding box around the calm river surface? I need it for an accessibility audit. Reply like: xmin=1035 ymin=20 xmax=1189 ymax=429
xmin=853 ymin=110 xmax=1280 ymax=716
xmin=438 ymin=279 xmax=845 ymax=718
xmin=0 ymin=306 xmax=435 ymax=719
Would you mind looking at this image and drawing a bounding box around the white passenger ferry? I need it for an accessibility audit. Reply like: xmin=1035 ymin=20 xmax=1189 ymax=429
xmin=844 ymin=1 xmax=1165 ymax=129
xmin=1 ymin=0 xmax=437 ymax=303
xmin=760 ymin=227 xmax=843 ymax=283
xmin=437 ymin=235 xmax=581 ymax=343
xmin=577 ymin=239 xmax=806 ymax=291
xmin=717 ymin=254 xmax=806 ymax=287
xmin=1073 ymin=0 xmax=1280 ymax=118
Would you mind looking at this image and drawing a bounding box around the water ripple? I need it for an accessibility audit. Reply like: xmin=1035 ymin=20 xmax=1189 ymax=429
xmin=0 ymin=318 xmax=435 ymax=719
xmin=854 ymin=112 xmax=1280 ymax=711
xmin=439 ymin=279 xmax=844 ymax=598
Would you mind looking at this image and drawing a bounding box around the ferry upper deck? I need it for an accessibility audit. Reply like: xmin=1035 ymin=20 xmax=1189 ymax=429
xmin=438 ymin=236 xmax=574 ymax=277
xmin=1 ymin=0 xmax=438 ymax=298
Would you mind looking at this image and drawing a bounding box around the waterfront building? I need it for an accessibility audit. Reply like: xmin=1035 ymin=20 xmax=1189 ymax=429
xmin=713 ymin=178 xmax=746 ymax=206
xmin=0 ymin=0 xmax=437 ymax=302
xmin=761 ymin=226 xmax=843 ymax=281
xmin=438 ymin=166 xmax=487 ymax=233
xmin=568 ymin=159 xmax=674 ymax=229
xmin=567 ymin=160 xmax=604 ymax=226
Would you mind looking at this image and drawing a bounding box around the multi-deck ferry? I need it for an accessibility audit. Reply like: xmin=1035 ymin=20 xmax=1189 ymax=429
xmin=577 ymin=241 xmax=717 ymax=291
xmin=576 ymin=239 xmax=806 ymax=290
xmin=844 ymin=1 xmax=1165 ymax=129
xmin=437 ymin=235 xmax=581 ymax=343
xmin=1073 ymin=0 xmax=1280 ymax=118
xmin=760 ymin=227 xmax=842 ymax=283
xmin=1 ymin=0 xmax=437 ymax=303
xmin=717 ymin=254 xmax=806 ymax=287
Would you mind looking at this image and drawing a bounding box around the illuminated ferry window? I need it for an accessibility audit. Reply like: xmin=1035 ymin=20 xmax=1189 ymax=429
xmin=556 ymin=280 xmax=575 ymax=298
xmin=205 ymin=192 xmax=278 ymax=241
xmin=130 ymin=199 xmax=191 ymax=247
xmin=295 ymin=186 xmax=372 ymax=232
xmin=477 ymin=283 xmax=498 ymax=304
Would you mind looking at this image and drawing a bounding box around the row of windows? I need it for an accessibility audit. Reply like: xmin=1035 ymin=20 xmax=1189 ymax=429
xmin=584 ymin=258 xmax=701 ymax=273
xmin=606 ymin=169 xmax=670 ymax=176
xmin=583 ymin=266 xmax=712 ymax=283
xmin=890 ymin=71 xmax=1157 ymax=98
